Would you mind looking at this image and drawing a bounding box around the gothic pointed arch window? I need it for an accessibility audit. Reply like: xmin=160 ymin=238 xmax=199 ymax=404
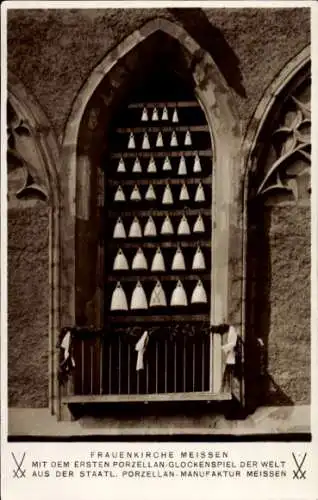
xmin=60 ymin=25 xmax=240 ymax=410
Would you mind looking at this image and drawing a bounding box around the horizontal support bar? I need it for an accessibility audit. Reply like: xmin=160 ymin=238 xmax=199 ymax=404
xmin=116 ymin=126 xmax=209 ymax=133
xmin=128 ymin=101 xmax=200 ymax=109
xmin=106 ymin=274 xmax=210 ymax=282
xmin=107 ymin=208 xmax=212 ymax=217
xmin=62 ymin=391 xmax=232 ymax=404
xmin=107 ymin=241 xmax=211 ymax=249
xmin=107 ymin=177 xmax=212 ymax=186
xmin=110 ymin=150 xmax=212 ymax=158
xmin=107 ymin=314 xmax=209 ymax=323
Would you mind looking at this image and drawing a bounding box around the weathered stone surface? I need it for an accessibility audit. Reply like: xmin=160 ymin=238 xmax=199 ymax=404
xmin=8 ymin=206 xmax=49 ymax=407
xmin=7 ymin=8 xmax=310 ymax=140
xmin=265 ymin=205 xmax=310 ymax=404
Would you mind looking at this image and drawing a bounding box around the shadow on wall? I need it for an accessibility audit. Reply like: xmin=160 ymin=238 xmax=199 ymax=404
xmin=245 ymin=198 xmax=294 ymax=412
xmin=168 ymin=8 xmax=247 ymax=98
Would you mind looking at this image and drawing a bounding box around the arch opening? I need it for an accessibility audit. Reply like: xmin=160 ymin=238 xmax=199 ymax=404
xmin=74 ymin=30 xmax=215 ymax=328
xmin=59 ymin=20 xmax=241 ymax=408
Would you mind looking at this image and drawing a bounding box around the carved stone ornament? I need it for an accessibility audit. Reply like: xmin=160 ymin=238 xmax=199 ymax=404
xmin=257 ymin=79 xmax=311 ymax=203
xmin=7 ymin=101 xmax=49 ymax=201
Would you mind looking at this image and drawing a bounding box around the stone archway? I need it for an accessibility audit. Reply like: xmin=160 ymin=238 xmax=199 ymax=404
xmin=60 ymin=18 xmax=241 ymax=398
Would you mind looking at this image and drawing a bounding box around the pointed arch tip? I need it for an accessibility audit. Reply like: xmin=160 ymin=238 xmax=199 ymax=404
xmin=62 ymin=16 xmax=239 ymax=150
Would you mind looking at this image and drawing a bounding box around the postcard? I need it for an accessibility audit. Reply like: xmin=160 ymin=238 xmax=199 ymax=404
xmin=1 ymin=1 xmax=317 ymax=499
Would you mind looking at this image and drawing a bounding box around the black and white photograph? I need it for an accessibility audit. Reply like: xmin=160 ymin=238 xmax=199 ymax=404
xmin=1 ymin=1 xmax=317 ymax=498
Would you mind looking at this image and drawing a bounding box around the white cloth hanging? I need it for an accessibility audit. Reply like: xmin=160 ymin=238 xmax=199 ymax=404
xmin=61 ymin=330 xmax=71 ymax=359
xmin=221 ymin=325 xmax=238 ymax=365
xmin=135 ymin=330 xmax=149 ymax=371
xmin=60 ymin=330 xmax=76 ymax=367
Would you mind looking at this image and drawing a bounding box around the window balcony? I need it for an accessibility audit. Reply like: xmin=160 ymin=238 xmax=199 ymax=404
xmin=59 ymin=326 xmax=234 ymax=406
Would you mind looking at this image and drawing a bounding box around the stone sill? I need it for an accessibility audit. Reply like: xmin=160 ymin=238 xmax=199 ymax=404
xmin=8 ymin=405 xmax=310 ymax=437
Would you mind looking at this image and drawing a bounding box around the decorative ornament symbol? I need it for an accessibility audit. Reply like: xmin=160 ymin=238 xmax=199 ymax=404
xmin=184 ymin=130 xmax=192 ymax=146
xmin=132 ymin=157 xmax=142 ymax=173
xmin=193 ymin=153 xmax=202 ymax=173
xmin=130 ymin=184 xmax=142 ymax=201
xmin=193 ymin=214 xmax=205 ymax=233
xmin=147 ymin=156 xmax=157 ymax=173
xmin=145 ymin=184 xmax=156 ymax=200
xmin=150 ymin=281 xmax=167 ymax=307
xmin=144 ymin=215 xmax=157 ymax=236
xmin=152 ymin=107 xmax=159 ymax=121
xmin=177 ymin=215 xmax=191 ymax=235
xmin=132 ymin=248 xmax=148 ymax=270
xmin=128 ymin=132 xmax=136 ymax=149
xmin=151 ymin=247 xmax=166 ymax=272
xmin=131 ymin=281 xmax=148 ymax=310
xmin=178 ymin=156 xmax=187 ymax=175
xmin=292 ymin=452 xmax=307 ymax=480
xmin=113 ymin=248 xmax=129 ymax=271
xmin=141 ymin=107 xmax=149 ymax=122
xmin=170 ymin=130 xmax=178 ymax=147
xmin=191 ymin=280 xmax=207 ymax=304
xmin=142 ymin=132 xmax=150 ymax=149
xmin=117 ymin=157 xmax=126 ymax=173
xmin=162 ymin=184 xmax=174 ymax=204
xmin=171 ymin=246 xmax=186 ymax=271
xmin=11 ymin=452 xmax=26 ymax=479
xmin=172 ymin=108 xmax=179 ymax=123
xmin=113 ymin=217 xmax=126 ymax=239
xmin=162 ymin=106 xmax=169 ymax=121
xmin=110 ymin=282 xmax=128 ymax=311
xmin=163 ymin=156 xmax=172 ymax=171
xmin=192 ymin=246 xmax=206 ymax=270
xmin=129 ymin=216 xmax=142 ymax=238
xmin=179 ymin=182 xmax=190 ymax=201
xmin=156 ymin=131 xmax=164 ymax=147
xmin=114 ymin=185 xmax=126 ymax=202
xmin=161 ymin=215 xmax=174 ymax=235
xmin=171 ymin=280 xmax=188 ymax=306
xmin=194 ymin=182 xmax=205 ymax=202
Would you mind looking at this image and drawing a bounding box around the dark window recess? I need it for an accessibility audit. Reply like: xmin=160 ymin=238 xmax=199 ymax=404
xmin=75 ymin=70 xmax=213 ymax=397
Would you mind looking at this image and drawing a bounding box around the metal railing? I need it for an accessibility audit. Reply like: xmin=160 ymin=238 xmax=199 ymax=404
xmin=61 ymin=327 xmax=212 ymax=398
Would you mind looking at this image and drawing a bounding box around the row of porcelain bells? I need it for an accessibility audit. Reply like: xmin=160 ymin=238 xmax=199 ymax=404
xmin=113 ymin=213 xmax=205 ymax=239
xmin=110 ymin=279 xmax=208 ymax=311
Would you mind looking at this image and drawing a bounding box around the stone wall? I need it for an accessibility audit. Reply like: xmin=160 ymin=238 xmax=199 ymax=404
xmin=265 ymin=206 xmax=310 ymax=404
xmin=7 ymin=8 xmax=310 ymax=139
xmin=8 ymin=206 xmax=49 ymax=407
